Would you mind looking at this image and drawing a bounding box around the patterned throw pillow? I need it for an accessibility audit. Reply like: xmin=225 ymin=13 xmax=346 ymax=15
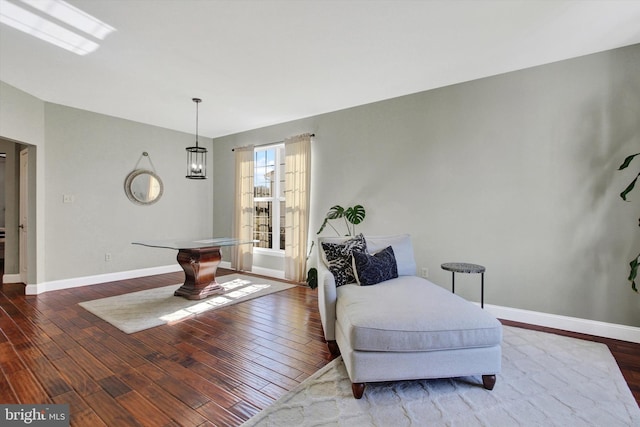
xmin=321 ymin=234 xmax=367 ymax=287
xmin=352 ymin=246 xmax=398 ymax=286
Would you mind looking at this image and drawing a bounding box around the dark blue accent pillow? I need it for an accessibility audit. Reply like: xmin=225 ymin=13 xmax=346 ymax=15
xmin=353 ymin=246 xmax=398 ymax=286
xmin=321 ymin=234 xmax=367 ymax=287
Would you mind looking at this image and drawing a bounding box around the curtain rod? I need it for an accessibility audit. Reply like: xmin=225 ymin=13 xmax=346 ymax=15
xmin=231 ymin=133 xmax=315 ymax=151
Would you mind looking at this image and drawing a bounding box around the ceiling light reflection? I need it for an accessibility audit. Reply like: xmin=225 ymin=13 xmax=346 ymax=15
xmin=0 ymin=0 xmax=114 ymax=55
xmin=20 ymin=0 xmax=114 ymax=39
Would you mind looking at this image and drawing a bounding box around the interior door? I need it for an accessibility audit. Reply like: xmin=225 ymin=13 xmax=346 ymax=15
xmin=19 ymin=148 xmax=28 ymax=284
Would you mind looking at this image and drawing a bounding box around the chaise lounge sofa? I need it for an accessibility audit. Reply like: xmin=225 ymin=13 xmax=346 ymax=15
xmin=316 ymin=233 xmax=502 ymax=398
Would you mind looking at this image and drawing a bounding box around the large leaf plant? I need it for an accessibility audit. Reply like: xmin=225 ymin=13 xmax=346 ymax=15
xmin=619 ymin=152 xmax=640 ymax=292
xmin=316 ymin=204 xmax=366 ymax=236
xmin=306 ymin=204 xmax=367 ymax=289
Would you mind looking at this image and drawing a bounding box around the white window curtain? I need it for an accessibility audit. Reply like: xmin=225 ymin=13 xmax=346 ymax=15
xmin=284 ymin=133 xmax=312 ymax=282
xmin=232 ymin=145 xmax=254 ymax=271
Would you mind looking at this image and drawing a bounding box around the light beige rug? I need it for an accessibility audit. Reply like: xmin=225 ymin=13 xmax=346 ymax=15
xmin=79 ymin=274 xmax=295 ymax=334
xmin=242 ymin=326 xmax=640 ymax=426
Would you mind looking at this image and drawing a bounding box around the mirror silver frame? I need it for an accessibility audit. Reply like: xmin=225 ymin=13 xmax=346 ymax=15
xmin=124 ymin=169 xmax=164 ymax=205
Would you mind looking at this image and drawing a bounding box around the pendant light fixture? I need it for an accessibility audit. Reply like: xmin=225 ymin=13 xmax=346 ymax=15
xmin=186 ymin=97 xmax=207 ymax=179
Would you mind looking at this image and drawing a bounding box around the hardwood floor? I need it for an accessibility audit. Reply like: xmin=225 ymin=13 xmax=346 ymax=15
xmin=1 ymin=269 xmax=639 ymax=426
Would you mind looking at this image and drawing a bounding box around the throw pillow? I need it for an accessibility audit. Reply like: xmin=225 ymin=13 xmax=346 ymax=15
xmin=352 ymin=246 xmax=398 ymax=286
xmin=321 ymin=233 xmax=367 ymax=287
xmin=365 ymin=234 xmax=416 ymax=276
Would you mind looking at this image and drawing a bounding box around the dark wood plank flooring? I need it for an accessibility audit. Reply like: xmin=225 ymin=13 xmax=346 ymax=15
xmin=1 ymin=268 xmax=638 ymax=426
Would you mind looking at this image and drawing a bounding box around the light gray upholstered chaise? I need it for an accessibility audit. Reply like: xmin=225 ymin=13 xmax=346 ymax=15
xmin=317 ymin=234 xmax=502 ymax=399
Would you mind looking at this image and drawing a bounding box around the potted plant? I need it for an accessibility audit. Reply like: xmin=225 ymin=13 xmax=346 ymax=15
xmin=305 ymin=204 xmax=366 ymax=289
xmin=619 ymin=152 xmax=640 ymax=292
xmin=316 ymin=204 xmax=366 ymax=236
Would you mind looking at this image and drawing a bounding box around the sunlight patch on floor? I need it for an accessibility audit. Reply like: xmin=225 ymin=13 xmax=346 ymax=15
xmin=160 ymin=279 xmax=271 ymax=323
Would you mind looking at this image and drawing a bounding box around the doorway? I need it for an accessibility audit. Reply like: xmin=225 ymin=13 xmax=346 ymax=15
xmin=0 ymin=140 xmax=32 ymax=286
xmin=0 ymin=152 xmax=5 ymax=278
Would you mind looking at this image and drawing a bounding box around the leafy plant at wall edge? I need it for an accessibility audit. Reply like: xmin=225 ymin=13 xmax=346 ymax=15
xmin=316 ymin=204 xmax=366 ymax=236
xmin=305 ymin=241 xmax=318 ymax=289
xmin=619 ymin=152 xmax=640 ymax=292
xmin=305 ymin=204 xmax=367 ymax=289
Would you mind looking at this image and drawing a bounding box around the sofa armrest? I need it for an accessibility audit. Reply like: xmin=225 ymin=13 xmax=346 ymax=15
xmin=316 ymin=260 xmax=337 ymax=342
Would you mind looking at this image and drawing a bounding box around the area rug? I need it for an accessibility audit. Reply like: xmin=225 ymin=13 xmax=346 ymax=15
xmin=79 ymin=274 xmax=295 ymax=334
xmin=242 ymin=326 xmax=640 ymax=426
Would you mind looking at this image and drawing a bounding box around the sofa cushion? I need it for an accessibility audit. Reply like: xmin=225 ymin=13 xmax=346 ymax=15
xmin=353 ymin=246 xmax=398 ymax=286
xmin=365 ymin=234 xmax=416 ymax=276
xmin=321 ymin=234 xmax=367 ymax=287
xmin=336 ymin=276 xmax=502 ymax=352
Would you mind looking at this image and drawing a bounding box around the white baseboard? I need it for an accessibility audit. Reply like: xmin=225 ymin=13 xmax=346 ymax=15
xmin=23 ymin=262 xmax=284 ymax=295
xmin=484 ymin=303 xmax=640 ymax=344
xmin=218 ymin=261 xmax=286 ymax=280
xmin=250 ymin=266 xmax=285 ymax=279
xmin=3 ymin=273 xmax=21 ymax=283
xmin=19 ymin=265 xmax=640 ymax=344
xmin=24 ymin=265 xmax=182 ymax=295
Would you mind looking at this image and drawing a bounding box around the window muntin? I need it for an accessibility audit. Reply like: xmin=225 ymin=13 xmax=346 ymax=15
xmin=253 ymin=145 xmax=285 ymax=251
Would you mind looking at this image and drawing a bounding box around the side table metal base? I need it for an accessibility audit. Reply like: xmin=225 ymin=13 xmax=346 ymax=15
xmin=441 ymin=262 xmax=486 ymax=308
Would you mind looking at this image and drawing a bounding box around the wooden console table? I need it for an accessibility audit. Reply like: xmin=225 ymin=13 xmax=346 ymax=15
xmin=133 ymin=238 xmax=256 ymax=300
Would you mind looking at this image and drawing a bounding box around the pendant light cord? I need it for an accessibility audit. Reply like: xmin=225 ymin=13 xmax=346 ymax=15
xmin=193 ymin=97 xmax=201 ymax=148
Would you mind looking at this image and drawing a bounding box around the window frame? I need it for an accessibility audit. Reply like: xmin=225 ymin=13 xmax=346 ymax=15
xmin=253 ymin=144 xmax=285 ymax=255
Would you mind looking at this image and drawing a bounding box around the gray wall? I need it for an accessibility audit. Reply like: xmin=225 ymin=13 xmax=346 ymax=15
xmin=43 ymin=104 xmax=214 ymax=281
xmin=212 ymin=44 xmax=640 ymax=327
xmin=1 ymin=44 xmax=639 ymax=327
xmin=0 ymin=82 xmax=215 ymax=284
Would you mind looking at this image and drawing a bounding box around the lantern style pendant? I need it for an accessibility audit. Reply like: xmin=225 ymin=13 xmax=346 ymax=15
xmin=186 ymin=98 xmax=207 ymax=179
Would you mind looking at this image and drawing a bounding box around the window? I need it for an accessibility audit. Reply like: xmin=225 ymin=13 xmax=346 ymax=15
xmin=233 ymin=133 xmax=311 ymax=280
xmin=253 ymin=144 xmax=285 ymax=251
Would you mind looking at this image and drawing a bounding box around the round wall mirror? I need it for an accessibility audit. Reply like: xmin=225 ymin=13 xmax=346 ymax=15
xmin=124 ymin=169 xmax=163 ymax=205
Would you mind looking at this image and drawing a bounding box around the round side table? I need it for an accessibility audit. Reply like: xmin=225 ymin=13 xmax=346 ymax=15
xmin=441 ymin=262 xmax=486 ymax=308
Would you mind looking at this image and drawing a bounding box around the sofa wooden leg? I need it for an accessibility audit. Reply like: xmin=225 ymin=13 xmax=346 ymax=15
xmin=327 ymin=340 xmax=340 ymax=356
xmin=352 ymin=382 xmax=365 ymax=399
xmin=482 ymin=374 xmax=496 ymax=390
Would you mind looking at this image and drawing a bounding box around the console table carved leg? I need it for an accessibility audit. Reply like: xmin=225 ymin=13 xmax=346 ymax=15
xmin=174 ymin=247 xmax=224 ymax=300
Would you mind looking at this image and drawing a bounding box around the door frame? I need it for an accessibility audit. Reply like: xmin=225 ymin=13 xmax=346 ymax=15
xmin=19 ymin=148 xmax=28 ymax=284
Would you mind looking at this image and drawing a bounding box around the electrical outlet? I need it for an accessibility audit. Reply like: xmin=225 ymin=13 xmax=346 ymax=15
xmin=62 ymin=194 xmax=74 ymax=203
xmin=421 ymin=268 xmax=429 ymax=278
xmin=105 ymin=253 xmax=112 ymax=262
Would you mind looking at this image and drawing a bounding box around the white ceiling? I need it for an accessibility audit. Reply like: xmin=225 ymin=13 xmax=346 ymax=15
xmin=2 ymin=0 xmax=640 ymax=138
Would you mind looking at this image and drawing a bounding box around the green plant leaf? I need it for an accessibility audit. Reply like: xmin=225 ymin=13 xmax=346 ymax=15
xmin=620 ymin=173 xmax=640 ymax=201
xmin=317 ymin=204 xmax=365 ymax=236
xmin=316 ymin=218 xmax=328 ymax=234
xmin=344 ymin=205 xmax=366 ymax=225
xmin=629 ymin=255 xmax=640 ymax=292
xmin=326 ymin=205 xmax=345 ymax=219
xmin=317 ymin=205 xmax=346 ymax=235
xmin=317 ymin=217 xmax=337 ymax=235
xmin=306 ymin=240 xmax=315 ymax=259
xmin=618 ymin=153 xmax=640 ymax=170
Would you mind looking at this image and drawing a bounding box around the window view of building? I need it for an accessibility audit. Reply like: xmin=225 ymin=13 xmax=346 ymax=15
xmin=253 ymin=145 xmax=285 ymax=251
